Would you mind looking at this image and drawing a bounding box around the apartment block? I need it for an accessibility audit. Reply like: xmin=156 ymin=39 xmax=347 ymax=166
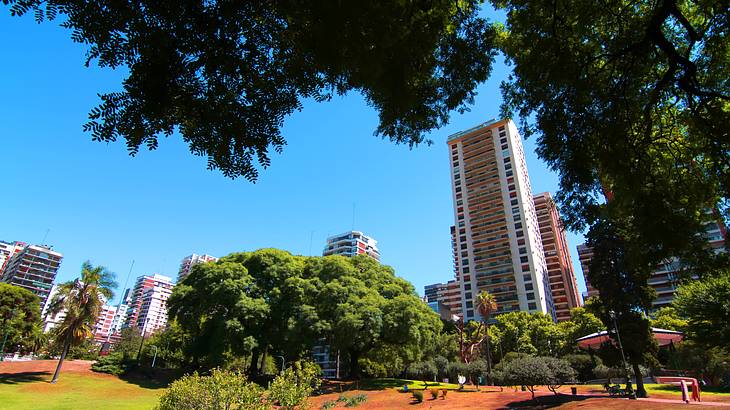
xmin=178 ymin=253 xmax=218 ymax=282
xmin=448 ymin=119 xmax=554 ymax=321
xmin=578 ymin=220 xmax=727 ymax=309
xmin=93 ymin=304 xmax=119 ymax=343
xmin=0 ymin=241 xmax=26 ymax=275
xmin=1 ymin=244 xmax=62 ymax=307
xmin=323 ymin=231 xmax=380 ymax=261
xmin=533 ymin=192 xmax=582 ymax=321
xmin=124 ymin=274 xmax=174 ymax=335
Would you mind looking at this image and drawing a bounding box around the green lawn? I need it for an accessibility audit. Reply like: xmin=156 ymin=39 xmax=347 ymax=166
xmin=359 ymin=378 xmax=461 ymax=390
xmin=0 ymin=372 xmax=163 ymax=410
xmin=644 ymin=384 xmax=730 ymax=398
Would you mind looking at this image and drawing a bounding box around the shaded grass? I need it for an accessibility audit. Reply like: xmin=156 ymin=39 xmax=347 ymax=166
xmin=0 ymin=372 xmax=162 ymax=410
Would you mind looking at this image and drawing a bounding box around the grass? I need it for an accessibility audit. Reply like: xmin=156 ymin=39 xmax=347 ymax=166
xmin=359 ymin=378 xmax=460 ymax=391
xmin=0 ymin=372 xmax=163 ymax=410
xmin=644 ymin=384 xmax=730 ymax=397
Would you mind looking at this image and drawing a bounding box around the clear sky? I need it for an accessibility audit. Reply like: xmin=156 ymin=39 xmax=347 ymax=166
xmin=0 ymin=8 xmax=587 ymax=305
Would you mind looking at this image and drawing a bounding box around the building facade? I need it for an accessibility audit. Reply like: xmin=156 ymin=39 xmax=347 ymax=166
xmin=178 ymin=253 xmax=219 ymax=282
xmin=578 ymin=219 xmax=727 ymax=309
xmin=323 ymin=231 xmax=380 ymax=261
xmin=1 ymin=244 xmax=62 ymax=307
xmin=533 ymin=192 xmax=582 ymax=321
xmin=448 ymin=119 xmax=554 ymax=321
xmin=124 ymin=274 xmax=174 ymax=335
xmin=0 ymin=241 xmax=26 ymax=275
xmin=424 ymin=279 xmax=463 ymax=318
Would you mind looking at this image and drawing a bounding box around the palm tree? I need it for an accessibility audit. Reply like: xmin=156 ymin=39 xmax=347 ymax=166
xmin=47 ymin=262 xmax=116 ymax=383
xmin=476 ymin=290 xmax=497 ymax=385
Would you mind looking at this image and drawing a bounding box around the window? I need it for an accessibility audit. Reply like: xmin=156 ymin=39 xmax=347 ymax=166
xmin=504 ymin=157 xmax=511 ymax=163
xmin=517 ymin=239 xmax=525 ymax=246
xmin=462 ymin=259 xmax=469 ymax=266
xmin=459 ymin=235 xmax=466 ymax=242
xmin=513 ymin=214 xmax=521 ymax=221
xmin=528 ymin=302 xmax=537 ymax=310
xmin=526 ymin=292 xmax=535 ymax=300
xmin=525 ymin=283 xmax=533 ymax=291
xmin=460 ymin=244 xmax=467 ymax=250
xmin=461 ymin=251 xmax=468 ymax=257
xmin=514 ymin=222 xmax=523 ymax=230
xmin=458 ymin=214 xmax=464 ymax=220
xmin=459 ymin=229 xmax=466 ymax=234
xmin=467 ymin=309 xmax=474 ymax=317
xmin=464 ymin=283 xmax=471 ymax=290
xmin=522 ymin=264 xmax=530 ymax=272
xmin=508 ymin=184 xmax=516 ymax=191
xmin=511 ymin=199 xmax=519 ymax=206
xmin=466 ymin=301 xmax=473 ymax=309
xmin=510 ymin=192 xmax=517 ymax=198
xmin=501 ymin=144 xmax=508 ymax=150
xmin=505 ymin=163 xmax=512 ymax=170
xmin=465 ymin=292 xmax=472 ymax=300
xmin=520 ymin=256 xmax=529 ymax=263
xmin=462 ymin=267 xmax=470 ymax=274
xmin=500 ymin=138 xmax=507 ymax=144
xmin=506 ymin=170 xmax=513 ymax=177
xmin=516 ymin=230 xmax=524 ymax=237
xmin=455 ymin=187 xmax=462 ymax=193
xmin=523 ymin=274 xmax=532 ymax=282
xmin=519 ymin=247 xmax=527 ymax=255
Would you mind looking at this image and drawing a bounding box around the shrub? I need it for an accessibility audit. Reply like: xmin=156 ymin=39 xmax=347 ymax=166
xmin=342 ymin=393 xmax=367 ymax=407
xmin=441 ymin=389 xmax=448 ymax=399
xmin=429 ymin=388 xmax=439 ymax=399
xmin=564 ymin=354 xmax=599 ymax=382
xmin=411 ymin=390 xmax=424 ymax=403
xmin=156 ymin=369 xmax=269 ymax=410
xmin=433 ymin=356 xmax=449 ymax=380
xmin=499 ymin=356 xmax=554 ymax=400
xmin=544 ymin=357 xmax=577 ymax=395
xmin=321 ymin=400 xmax=336 ymax=410
xmin=406 ymin=361 xmax=437 ymax=381
xmin=446 ymin=362 xmax=469 ymax=383
xmin=91 ymin=353 xmax=132 ymax=376
xmin=358 ymin=358 xmax=388 ymax=379
xmin=268 ymin=360 xmax=321 ymax=410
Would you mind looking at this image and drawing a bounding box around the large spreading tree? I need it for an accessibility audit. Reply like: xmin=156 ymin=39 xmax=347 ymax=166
xmin=0 ymin=283 xmax=42 ymax=355
xmin=168 ymin=249 xmax=442 ymax=378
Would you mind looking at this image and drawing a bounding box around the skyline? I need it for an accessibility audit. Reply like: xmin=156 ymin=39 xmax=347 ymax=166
xmin=0 ymin=10 xmax=587 ymax=306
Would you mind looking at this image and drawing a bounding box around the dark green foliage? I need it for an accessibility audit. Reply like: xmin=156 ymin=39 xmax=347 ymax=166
xmin=113 ymin=327 xmax=143 ymax=360
xmin=406 ymin=361 xmax=437 ymax=381
xmin=563 ymin=354 xmax=600 ymax=382
xmin=411 ymin=390 xmax=423 ymax=403
xmin=340 ymin=393 xmax=368 ymax=408
xmin=664 ymin=342 xmax=730 ymax=387
xmin=4 ymin=0 xmax=496 ymax=181
xmin=91 ymin=353 xmax=133 ymax=376
xmin=0 ymin=283 xmax=41 ymax=353
xmin=674 ymin=270 xmax=730 ymax=348
xmin=497 ymin=356 xmax=575 ymax=399
xmin=321 ymin=400 xmax=336 ymax=410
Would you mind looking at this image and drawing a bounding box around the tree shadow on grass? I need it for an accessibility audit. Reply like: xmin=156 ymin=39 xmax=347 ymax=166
xmin=0 ymin=371 xmax=50 ymax=385
xmin=499 ymin=394 xmax=593 ymax=409
xmin=116 ymin=367 xmax=183 ymax=390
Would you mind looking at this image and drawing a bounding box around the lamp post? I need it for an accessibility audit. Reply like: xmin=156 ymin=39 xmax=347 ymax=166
xmin=150 ymin=345 xmax=158 ymax=368
xmin=609 ymin=310 xmax=635 ymax=399
xmin=276 ymin=355 xmax=286 ymax=374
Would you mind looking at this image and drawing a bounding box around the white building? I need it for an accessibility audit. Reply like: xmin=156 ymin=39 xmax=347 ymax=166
xmin=323 ymin=231 xmax=380 ymax=261
xmin=447 ymin=119 xmax=554 ymax=321
xmin=177 ymin=253 xmax=218 ymax=282
xmin=124 ymin=274 xmax=174 ymax=335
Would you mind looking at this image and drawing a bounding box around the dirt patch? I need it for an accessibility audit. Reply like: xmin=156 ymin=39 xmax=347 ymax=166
xmin=0 ymin=360 xmax=96 ymax=376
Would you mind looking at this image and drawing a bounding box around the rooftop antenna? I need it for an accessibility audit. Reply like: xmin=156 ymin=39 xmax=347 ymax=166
xmin=351 ymin=202 xmax=356 ymax=231
xmin=40 ymin=228 xmax=50 ymax=245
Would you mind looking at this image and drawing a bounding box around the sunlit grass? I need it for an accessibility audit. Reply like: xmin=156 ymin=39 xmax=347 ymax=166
xmin=0 ymin=372 xmax=162 ymax=410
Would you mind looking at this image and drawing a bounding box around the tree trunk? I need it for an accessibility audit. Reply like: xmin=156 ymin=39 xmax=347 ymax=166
xmin=259 ymin=346 xmax=268 ymax=375
xmin=632 ymin=362 xmax=647 ymax=398
xmin=485 ymin=324 xmax=492 ymax=385
xmin=348 ymin=350 xmax=360 ymax=380
xmin=51 ymin=338 xmax=70 ymax=384
xmin=248 ymin=349 xmax=260 ymax=376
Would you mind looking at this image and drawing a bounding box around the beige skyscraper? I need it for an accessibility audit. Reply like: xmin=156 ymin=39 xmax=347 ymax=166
xmin=533 ymin=192 xmax=582 ymax=321
xmin=448 ymin=119 xmax=554 ymax=321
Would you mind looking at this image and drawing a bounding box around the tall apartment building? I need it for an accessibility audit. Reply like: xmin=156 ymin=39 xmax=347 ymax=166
xmin=323 ymin=231 xmax=380 ymax=261
xmin=448 ymin=119 xmax=554 ymax=321
xmin=578 ymin=220 xmax=727 ymax=309
xmin=533 ymin=192 xmax=582 ymax=321
xmin=424 ymin=280 xmax=463 ymax=318
xmin=93 ymin=305 xmax=119 ymax=343
xmin=1 ymin=244 xmax=62 ymax=307
xmin=124 ymin=274 xmax=174 ymax=335
xmin=178 ymin=253 xmax=218 ymax=282
xmin=0 ymin=241 xmax=26 ymax=275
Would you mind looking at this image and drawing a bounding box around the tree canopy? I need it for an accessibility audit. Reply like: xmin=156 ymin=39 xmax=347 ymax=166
xmin=0 ymin=283 xmax=42 ymax=353
xmin=673 ymin=270 xmax=730 ymax=348
xmin=168 ymin=249 xmax=442 ymax=378
xmin=4 ymin=0 xmax=496 ymax=181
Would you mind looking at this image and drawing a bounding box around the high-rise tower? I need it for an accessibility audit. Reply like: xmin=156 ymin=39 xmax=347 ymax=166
xmin=533 ymin=192 xmax=581 ymax=321
xmin=448 ymin=119 xmax=554 ymax=321
xmin=323 ymin=231 xmax=380 ymax=261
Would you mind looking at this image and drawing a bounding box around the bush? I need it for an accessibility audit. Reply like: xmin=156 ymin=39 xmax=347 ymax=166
xmin=341 ymin=393 xmax=367 ymax=407
xmin=429 ymin=388 xmax=439 ymax=399
xmin=91 ymin=353 xmax=132 ymax=376
xmin=406 ymin=361 xmax=437 ymax=381
xmin=433 ymin=356 xmax=449 ymax=380
xmin=446 ymin=361 xmax=469 ymax=383
xmin=321 ymin=400 xmax=336 ymax=410
xmin=498 ymin=356 xmax=575 ymax=399
xmin=359 ymin=358 xmax=388 ymax=379
xmin=268 ymin=360 xmax=321 ymax=410
xmin=544 ymin=357 xmax=576 ymax=395
xmin=156 ymin=369 xmax=269 ymax=410
xmin=411 ymin=390 xmax=423 ymax=403
xmin=441 ymin=389 xmax=448 ymax=399
xmin=564 ymin=354 xmax=599 ymax=382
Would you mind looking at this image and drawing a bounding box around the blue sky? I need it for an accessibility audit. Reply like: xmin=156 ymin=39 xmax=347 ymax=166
xmin=0 ymin=9 xmax=587 ymax=305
